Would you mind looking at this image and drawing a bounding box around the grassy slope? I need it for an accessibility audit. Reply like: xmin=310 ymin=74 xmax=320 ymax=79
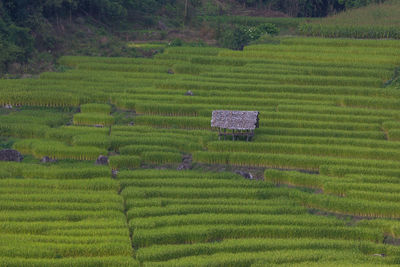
xmin=311 ymin=0 xmax=400 ymax=26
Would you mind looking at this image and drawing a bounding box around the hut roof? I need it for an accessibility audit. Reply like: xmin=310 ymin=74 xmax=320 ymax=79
xmin=211 ymin=110 xmax=259 ymax=130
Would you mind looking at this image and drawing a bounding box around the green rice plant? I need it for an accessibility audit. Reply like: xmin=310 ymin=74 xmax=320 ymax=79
xmin=135 ymin=102 xmax=200 ymax=116
xmin=256 ymin=127 xmax=385 ymax=140
xmin=264 ymin=169 xmax=327 ymax=189
xmin=323 ymin=182 xmax=400 ymax=197
xmin=134 ymin=115 xmax=210 ymax=130
xmin=279 ymin=37 xmax=400 ymax=48
xmin=12 ymin=139 xmax=38 ymax=155
xmin=190 ymin=55 xmax=247 ymax=66
xmin=121 ymin=178 xmax=268 ymax=191
xmin=59 ymin=55 xmax=174 ymax=66
xmin=172 ymin=63 xmax=205 ymax=75
xmin=319 ymin=165 xmax=400 ymax=178
xmin=357 ymin=219 xmax=400 ymax=238
xmin=142 ymin=152 xmax=182 ymax=165
xmin=0 ymin=193 xmax=122 ymax=204
xmin=13 ymin=139 xmax=107 ymax=160
xmin=254 ymin=135 xmax=400 ymax=150
xmin=0 ymin=242 xmax=132 ymax=258
xmin=46 ymin=126 xmax=109 ymax=143
xmin=0 ymin=90 xmax=82 ymax=107
xmin=117 ymin=169 xmax=241 ymax=180
xmin=124 ymin=195 xmax=293 ymax=209
xmin=346 ymin=190 xmax=400 ymax=204
xmin=165 ymin=47 xmax=224 ymax=56
xmin=110 ymin=136 xmax=203 ymax=152
xmin=338 ymin=96 xmax=400 ymax=110
xmin=130 ymin=213 xmax=345 ymax=231
xmin=208 ymin=141 xmax=400 ymax=161
xmin=75 ymin=62 xmax=170 ymax=73
xmin=0 ymin=123 xmax=49 ymax=139
xmin=245 ymin=43 xmax=400 ymax=57
xmin=36 ymin=142 xmax=106 ymax=160
xmin=20 ymin=166 xmax=111 ymax=179
xmin=259 ymin=119 xmax=380 ymax=132
xmin=219 ymin=49 xmax=400 ymax=66
xmin=136 ymin=237 xmax=395 ymax=262
xmin=200 ymin=71 xmax=383 ymax=87
xmin=299 ymin=24 xmax=400 ymax=39
xmin=80 ymin=103 xmax=111 ymax=114
xmin=277 ymin=104 xmax=400 ymax=118
xmin=0 ymin=256 xmax=139 ymax=267
xmin=126 ymin=204 xmax=306 ymax=220
xmin=121 ymin=186 xmax=284 ymax=202
xmin=132 ymin=224 xmax=382 ymax=247
xmin=261 ymin=111 xmax=387 ymax=124
xmin=344 ymin=174 xmax=400 ymax=184
xmin=72 ymin=134 xmax=112 ymax=149
xmin=194 ymin=151 xmax=400 ymax=171
xmin=0 ymin=234 xmax=130 ymax=245
xmin=142 ymin=250 xmax=385 ymax=267
xmin=228 ymin=63 xmax=393 ymax=80
xmin=0 ymin=109 xmax=71 ymax=127
xmin=119 ymin=145 xmax=180 ymax=155
xmin=73 ymin=113 xmax=115 ymax=126
xmin=292 ymin=190 xmax=400 ymax=218
xmin=109 ymin=155 xmax=141 ymax=170
xmin=0 ymin=178 xmax=119 ymax=191
xmin=0 ymin=209 xmax=124 ymax=222
xmin=0 ymin=200 xmax=123 ymax=212
xmin=388 ymin=130 xmax=400 ymax=141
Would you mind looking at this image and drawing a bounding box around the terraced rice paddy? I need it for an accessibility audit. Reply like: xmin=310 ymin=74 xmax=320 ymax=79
xmin=1 ymin=37 xmax=400 ymax=265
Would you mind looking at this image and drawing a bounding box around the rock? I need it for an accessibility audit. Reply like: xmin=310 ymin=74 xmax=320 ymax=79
xmin=235 ymin=170 xmax=253 ymax=180
xmin=95 ymin=155 xmax=109 ymax=165
xmin=3 ymin=104 xmax=12 ymax=109
xmin=177 ymin=154 xmax=192 ymax=170
xmin=0 ymin=149 xmax=23 ymax=162
xmin=94 ymin=124 xmax=104 ymax=128
xmin=40 ymin=156 xmax=57 ymax=163
xmin=158 ymin=20 xmax=168 ymax=31
xmin=184 ymin=90 xmax=194 ymax=96
xmin=167 ymin=69 xmax=174 ymax=74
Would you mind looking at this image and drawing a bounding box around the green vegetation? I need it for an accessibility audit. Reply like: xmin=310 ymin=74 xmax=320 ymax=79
xmin=300 ymin=0 xmax=400 ymax=38
xmin=2 ymin=32 xmax=400 ymax=266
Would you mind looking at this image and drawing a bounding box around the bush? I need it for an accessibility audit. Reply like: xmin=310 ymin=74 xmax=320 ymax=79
xmin=218 ymin=24 xmax=279 ymax=50
xmin=169 ymin=38 xmax=183 ymax=47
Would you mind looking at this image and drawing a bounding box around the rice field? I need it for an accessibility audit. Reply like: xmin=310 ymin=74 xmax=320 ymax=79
xmin=1 ymin=37 xmax=400 ymax=265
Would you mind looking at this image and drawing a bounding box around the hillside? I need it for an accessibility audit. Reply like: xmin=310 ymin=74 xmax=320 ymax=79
xmin=1 ymin=37 xmax=400 ymax=265
xmin=299 ymin=0 xmax=400 ymax=38
xmin=0 ymin=0 xmax=388 ymax=76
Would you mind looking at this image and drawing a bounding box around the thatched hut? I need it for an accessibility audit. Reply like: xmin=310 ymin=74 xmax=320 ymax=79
xmin=211 ymin=110 xmax=259 ymax=141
